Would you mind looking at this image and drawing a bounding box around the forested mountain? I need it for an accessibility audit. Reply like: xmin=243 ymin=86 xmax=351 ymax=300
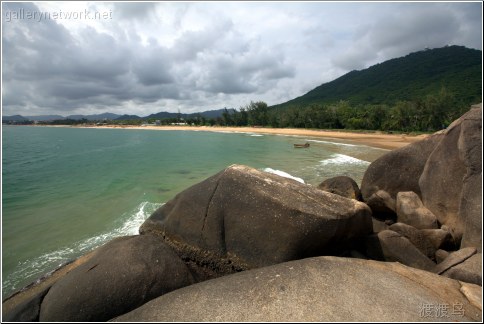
xmin=273 ymin=45 xmax=481 ymax=110
xmin=2 ymin=115 xmax=29 ymax=122
xmin=2 ymin=109 xmax=234 ymax=124
xmin=145 ymin=108 xmax=236 ymax=120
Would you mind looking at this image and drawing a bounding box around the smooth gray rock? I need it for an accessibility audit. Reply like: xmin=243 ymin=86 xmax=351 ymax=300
xmin=39 ymin=235 xmax=194 ymax=322
xmin=419 ymin=106 xmax=482 ymax=248
xmin=366 ymin=230 xmax=436 ymax=271
xmin=140 ymin=165 xmax=372 ymax=279
xmin=396 ymin=191 xmax=439 ymax=229
xmin=111 ymin=256 xmax=481 ymax=322
xmin=361 ymin=133 xmax=444 ymax=201
xmin=318 ymin=176 xmax=362 ymax=200
xmin=442 ymin=253 xmax=482 ymax=286
xmin=434 ymin=247 xmax=477 ymax=275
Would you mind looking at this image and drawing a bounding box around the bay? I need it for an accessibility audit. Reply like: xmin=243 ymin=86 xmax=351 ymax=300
xmin=1 ymin=125 xmax=387 ymax=297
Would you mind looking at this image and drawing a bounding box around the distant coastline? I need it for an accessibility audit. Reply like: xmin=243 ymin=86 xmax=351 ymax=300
xmin=31 ymin=124 xmax=428 ymax=150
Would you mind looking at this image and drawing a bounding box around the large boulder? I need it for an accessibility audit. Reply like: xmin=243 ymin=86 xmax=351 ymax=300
xmin=39 ymin=235 xmax=194 ymax=322
xmin=112 ymin=256 xmax=481 ymax=322
xmin=361 ymin=104 xmax=482 ymax=251
xmin=140 ymin=165 xmax=372 ymax=279
xmin=396 ymin=191 xmax=439 ymax=229
xmin=361 ymin=133 xmax=444 ymax=201
xmin=365 ymin=230 xmax=436 ymax=271
xmin=318 ymin=176 xmax=362 ymax=200
xmin=419 ymin=105 xmax=482 ymax=248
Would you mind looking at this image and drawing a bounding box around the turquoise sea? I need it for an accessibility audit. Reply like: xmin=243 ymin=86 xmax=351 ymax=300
xmin=1 ymin=126 xmax=387 ymax=298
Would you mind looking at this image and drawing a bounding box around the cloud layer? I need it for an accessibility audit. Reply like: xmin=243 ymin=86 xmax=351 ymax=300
xmin=2 ymin=2 xmax=482 ymax=116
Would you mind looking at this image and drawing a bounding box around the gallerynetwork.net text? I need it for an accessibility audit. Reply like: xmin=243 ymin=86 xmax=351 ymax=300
xmin=4 ymin=9 xmax=113 ymax=22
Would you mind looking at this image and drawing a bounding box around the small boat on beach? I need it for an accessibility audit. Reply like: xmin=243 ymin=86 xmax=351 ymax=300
xmin=294 ymin=143 xmax=310 ymax=148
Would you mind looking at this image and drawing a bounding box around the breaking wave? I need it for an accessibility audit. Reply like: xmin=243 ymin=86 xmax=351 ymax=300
xmin=320 ymin=153 xmax=370 ymax=166
xmin=263 ymin=168 xmax=305 ymax=183
xmin=3 ymin=201 xmax=162 ymax=298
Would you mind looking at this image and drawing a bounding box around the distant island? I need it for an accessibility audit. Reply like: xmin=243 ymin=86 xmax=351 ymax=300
xmin=3 ymin=46 xmax=481 ymax=133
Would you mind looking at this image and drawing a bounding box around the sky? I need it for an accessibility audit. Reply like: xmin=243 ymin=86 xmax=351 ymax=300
xmin=1 ymin=1 xmax=482 ymax=117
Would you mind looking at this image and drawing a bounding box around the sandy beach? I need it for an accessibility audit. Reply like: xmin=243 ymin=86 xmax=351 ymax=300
xmin=75 ymin=125 xmax=429 ymax=150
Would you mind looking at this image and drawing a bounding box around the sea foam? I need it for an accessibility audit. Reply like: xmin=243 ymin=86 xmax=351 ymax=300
xmin=263 ymin=168 xmax=305 ymax=184
xmin=320 ymin=153 xmax=370 ymax=166
xmin=3 ymin=201 xmax=162 ymax=298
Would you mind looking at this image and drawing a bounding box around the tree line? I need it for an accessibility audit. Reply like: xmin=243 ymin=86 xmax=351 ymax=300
xmin=214 ymin=88 xmax=474 ymax=132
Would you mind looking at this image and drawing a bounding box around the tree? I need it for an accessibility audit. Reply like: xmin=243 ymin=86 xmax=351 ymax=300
xmin=246 ymin=101 xmax=269 ymax=126
xmin=222 ymin=108 xmax=234 ymax=126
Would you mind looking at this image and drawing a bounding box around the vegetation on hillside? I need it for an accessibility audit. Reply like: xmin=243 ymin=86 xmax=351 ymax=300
xmin=272 ymin=45 xmax=481 ymax=110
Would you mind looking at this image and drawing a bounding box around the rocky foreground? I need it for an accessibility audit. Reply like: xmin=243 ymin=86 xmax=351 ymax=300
xmin=2 ymin=104 xmax=482 ymax=322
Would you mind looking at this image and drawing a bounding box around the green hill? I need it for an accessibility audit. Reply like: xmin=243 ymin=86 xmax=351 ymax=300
xmin=272 ymin=45 xmax=482 ymax=110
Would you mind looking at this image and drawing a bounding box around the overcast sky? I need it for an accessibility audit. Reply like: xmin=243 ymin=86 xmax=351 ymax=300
xmin=2 ymin=1 xmax=482 ymax=116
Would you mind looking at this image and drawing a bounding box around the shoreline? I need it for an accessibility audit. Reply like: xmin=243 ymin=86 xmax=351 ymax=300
xmin=66 ymin=125 xmax=429 ymax=150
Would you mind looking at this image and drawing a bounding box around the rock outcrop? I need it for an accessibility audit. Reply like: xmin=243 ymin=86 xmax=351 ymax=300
xmin=420 ymin=106 xmax=482 ymax=248
xmin=365 ymin=230 xmax=436 ymax=271
xmin=112 ymin=256 xmax=481 ymax=322
xmin=441 ymin=253 xmax=482 ymax=286
xmin=434 ymin=247 xmax=477 ymax=275
xmin=317 ymin=175 xmax=362 ymax=200
xmin=140 ymin=165 xmax=372 ymax=279
xmin=362 ymin=104 xmax=482 ymax=250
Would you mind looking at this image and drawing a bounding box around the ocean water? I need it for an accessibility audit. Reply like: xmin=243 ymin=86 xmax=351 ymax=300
xmin=1 ymin=126 xmax=387 ymax=298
